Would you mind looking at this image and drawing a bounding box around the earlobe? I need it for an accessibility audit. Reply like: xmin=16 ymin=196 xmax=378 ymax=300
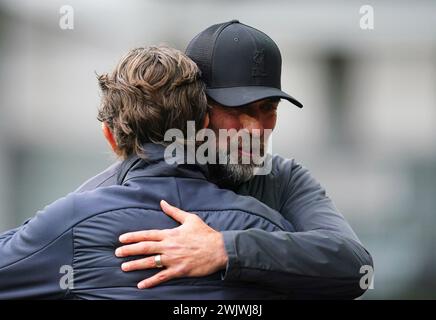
xmin=203 ymin=113 xmax=210 ymax=129
xmin=102 ymin=122 xmax=119 ymax=154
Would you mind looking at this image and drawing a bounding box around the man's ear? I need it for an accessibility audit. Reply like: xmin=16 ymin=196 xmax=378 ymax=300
xmin=101 ymin=122 xmax=119 ymax=154
xmin=203 ymin=113 xmax=210 ymax=129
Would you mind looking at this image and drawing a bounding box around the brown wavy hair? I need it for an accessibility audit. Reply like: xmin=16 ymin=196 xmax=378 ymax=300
xmin=97 ymin=46 xmax=208 ymax=159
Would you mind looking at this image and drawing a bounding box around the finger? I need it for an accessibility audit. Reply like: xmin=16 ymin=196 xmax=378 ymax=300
xmin=160 ymin=200 xmax=189 ymax=224
xmin=115 ymin=241 xmax=162 ymax=258
xmin=119 ymin=229 xmax=166 ymax=244
xmin=137 ymin=269 xmax=175 ymax=289
xmin=121 ymin=255 xmax=164 ymax=272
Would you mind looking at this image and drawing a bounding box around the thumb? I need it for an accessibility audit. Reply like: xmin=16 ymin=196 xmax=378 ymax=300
xmin=160 ymin=200 xmax=189 ymax=224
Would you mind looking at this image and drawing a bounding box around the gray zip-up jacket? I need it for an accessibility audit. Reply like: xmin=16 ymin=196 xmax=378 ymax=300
xmin=223 ymin=154 xmax=373 ymax=298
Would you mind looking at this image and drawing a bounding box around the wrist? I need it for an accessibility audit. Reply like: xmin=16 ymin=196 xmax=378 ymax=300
xmin=215 ymin=232 xmax=229 ymax=269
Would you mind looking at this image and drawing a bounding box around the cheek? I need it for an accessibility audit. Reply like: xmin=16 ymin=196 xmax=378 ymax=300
xmin=209 ymin=111 xmax=241 ymax=131
xmin=208 ymin=111 xmax=242 ymax=151
xmin=263 ymin=113 xmax=277 ymax=131
xmin=259 ymin=114 xmax=276 ymax=141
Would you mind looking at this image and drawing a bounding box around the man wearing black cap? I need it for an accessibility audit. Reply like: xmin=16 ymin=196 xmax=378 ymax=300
xmin=116 ymin=20 xmax=373 ymax=299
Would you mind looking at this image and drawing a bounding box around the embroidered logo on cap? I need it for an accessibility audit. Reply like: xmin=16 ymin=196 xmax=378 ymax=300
xmin=252 ymin=49 xmax=267 ymax=77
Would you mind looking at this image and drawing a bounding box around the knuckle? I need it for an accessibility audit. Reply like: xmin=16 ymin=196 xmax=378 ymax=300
xmin=139 ymin=242 xmax=149 ymax=253
xmin=157 ymin=273 xmax=167 ymax=282
xmin=137 ymin=231 xmax=148 ymax=239
xmin=148 ymin=257 xmax=156 ymax=268
xmin=189 ymin=214 xmax=201 ymax=222
xmin=168 ymin=228 xmax=179 ymax=237
xmin=164 ymin=241 xmax=179 ymax=251
xmin=140 ymin=260 xmax=149 ymax=268
xmin=177 ymin=265 xmax=188 ymax=275
xmin=149 ymin=231 xmax=157 ymax=239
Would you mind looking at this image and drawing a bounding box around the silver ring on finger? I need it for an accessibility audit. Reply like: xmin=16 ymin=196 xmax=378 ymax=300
xmin=154 ymin=254 xmax=163 ymax=268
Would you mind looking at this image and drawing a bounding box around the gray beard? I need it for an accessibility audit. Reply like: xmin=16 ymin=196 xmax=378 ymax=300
xmin=217 ymin=163 xmax=256 ymax=185
xmin=207 ymin=151 xmax=262 ymax=188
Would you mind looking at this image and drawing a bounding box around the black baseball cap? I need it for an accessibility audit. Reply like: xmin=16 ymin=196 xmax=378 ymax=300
xmin=185 ymin=20 xmax=303 ymax=108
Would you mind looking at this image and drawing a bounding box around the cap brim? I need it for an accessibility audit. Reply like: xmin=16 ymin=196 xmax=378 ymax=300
xmin=206 ymin=86 xmax=303 ymax=108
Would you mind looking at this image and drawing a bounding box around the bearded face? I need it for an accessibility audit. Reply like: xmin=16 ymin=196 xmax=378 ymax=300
xmin=206 ymin=98 xmax=278 ymax=187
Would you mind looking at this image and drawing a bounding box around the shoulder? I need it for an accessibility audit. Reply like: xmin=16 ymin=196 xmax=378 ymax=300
xmin=265 ymin=154 xmax=327 ymax=213
xmin=270 ymin=154 xmax=320 ymax=190
xmin=270 ymin=154 xmax=309 ymax=178
xmin=270 ymin=154 xmax=297 ymax=178
xmin=74 ymin=161 xmax=122 ymax=192
xmin=32 ymin=183 xmax=137 ymax=234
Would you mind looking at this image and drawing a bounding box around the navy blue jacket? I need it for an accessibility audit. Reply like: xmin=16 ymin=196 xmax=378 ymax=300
xmin=0 ymin=144 xmax=298 ymax=299
xmin=0 ymin=143 xmax=373 ymax=299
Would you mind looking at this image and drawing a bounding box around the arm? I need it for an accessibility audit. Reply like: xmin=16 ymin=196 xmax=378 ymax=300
xmin=116 ymin=160 xmax=373 ymax=299
xmin=0 ymin=196 xmax=75 ymax=299
xmin=221 ymin=159 xmax=373 ymax=299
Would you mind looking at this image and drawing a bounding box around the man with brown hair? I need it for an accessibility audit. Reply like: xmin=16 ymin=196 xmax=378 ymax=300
xmin=0 ymin=45 xmax=296 ymax=299
xmin=96 ymin=46 xmax=208 ymax=159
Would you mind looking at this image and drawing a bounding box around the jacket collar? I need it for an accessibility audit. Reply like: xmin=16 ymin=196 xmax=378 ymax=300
xmin=118 ymin=143 xmax=210 ymax=184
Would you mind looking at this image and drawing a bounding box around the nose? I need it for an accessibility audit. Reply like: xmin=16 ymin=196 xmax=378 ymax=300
xmin=239 ymin=113 xmax=264 ymax=135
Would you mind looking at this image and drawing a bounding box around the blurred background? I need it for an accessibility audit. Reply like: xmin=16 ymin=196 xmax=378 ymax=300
xmin=0 ymin=0 xmax=435 ymax=299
